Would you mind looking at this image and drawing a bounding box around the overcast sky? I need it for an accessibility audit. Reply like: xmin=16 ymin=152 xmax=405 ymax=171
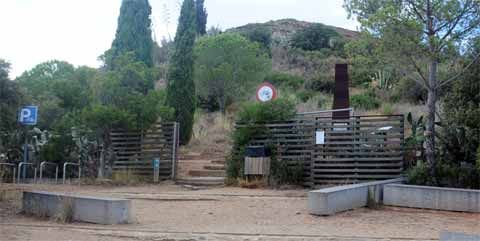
xmin=0 ymin=0 xmax=358 ymax=78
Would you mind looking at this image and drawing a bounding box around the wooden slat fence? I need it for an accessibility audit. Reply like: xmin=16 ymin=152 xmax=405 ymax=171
xmin=312 ymin=115 xmax=404 ymax=185
xmin=110 ymin=122 xmax=179 ymax=179
xmin=235 ymin=115 xmax=404 ymax=187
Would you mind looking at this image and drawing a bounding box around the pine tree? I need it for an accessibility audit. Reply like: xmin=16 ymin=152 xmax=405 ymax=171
xmin=106 ymin=0 xmax=154 ymax=70
xmin=196 ymin=0 xmax=207 ymax=36
xmin=167 ymin=0 xmax=197 ymax=144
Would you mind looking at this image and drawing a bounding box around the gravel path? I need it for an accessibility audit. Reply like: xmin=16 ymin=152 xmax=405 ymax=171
xmin=1 ymin=184 xmax=479 ymax=241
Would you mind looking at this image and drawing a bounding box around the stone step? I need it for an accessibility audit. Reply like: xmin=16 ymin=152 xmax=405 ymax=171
xmin=175 ymin=177 xmax=225 ymax=186
xmin=177 ymin=159 xmax=216 ymax=163
xmin=211 ymin=160 xmax=225 ymax=165
xmin=188 ymin=169 xmax=225 ymax=177
xmin=204 ymin=164 xmax=225 ymax=171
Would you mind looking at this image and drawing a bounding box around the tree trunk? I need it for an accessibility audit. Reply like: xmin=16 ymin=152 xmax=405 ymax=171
xmin=425 ymin=58 xmax=437 ymax=182
xmin=425 ymin=0 xmax=437 ymax=184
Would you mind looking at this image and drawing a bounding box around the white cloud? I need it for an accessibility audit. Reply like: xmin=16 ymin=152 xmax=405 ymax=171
xmin=0 ymin=0 xmax=357 ymax=78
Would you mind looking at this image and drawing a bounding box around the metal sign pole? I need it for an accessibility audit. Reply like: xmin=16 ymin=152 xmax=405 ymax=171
xmin=153 ymin=158 xmax=160 ymax=183
xmin=23 ymin=130 xmax=28 ymax=179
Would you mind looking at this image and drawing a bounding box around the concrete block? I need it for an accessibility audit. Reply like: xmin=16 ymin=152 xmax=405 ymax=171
xmin=384 ymin=184 xmax=480 ymax=212
xmin=308 ymin=178 xmax=405 ymax=215
xmin=440 ymin=232 xmax=480 ymax=241
xmin=23 ymin=191 xmax=132 ymax=224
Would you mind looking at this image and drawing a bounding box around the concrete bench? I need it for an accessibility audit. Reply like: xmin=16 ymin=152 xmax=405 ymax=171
xmin=384 ymin=184 xmax=480 ymax=212
xmin=23 ymin=191 xmax=132 ymax=224
xmin=308 ymin=178 xmax=405 ymax=215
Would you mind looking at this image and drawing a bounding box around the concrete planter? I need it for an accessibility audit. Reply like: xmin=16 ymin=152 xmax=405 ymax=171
xmin=308 ymin=178 xmax=405 ymax=215
xmin=384 ymin=184 xmax=480 ymax=212
xmin=23 ymin=191 xmax=132 ymax=224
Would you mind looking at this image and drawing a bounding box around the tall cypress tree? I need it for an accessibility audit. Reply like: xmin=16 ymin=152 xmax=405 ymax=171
xmin=107 ymin=0 xmax=153 ymax=70
xmin=196 ymin=0 xmax=207 ymax=36
xmin=167 ymin=0 xmax=196 ymax=144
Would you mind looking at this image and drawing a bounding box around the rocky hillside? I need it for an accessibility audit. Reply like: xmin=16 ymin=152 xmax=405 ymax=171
xmin=229 ymin=19 xmax=360 ymax=81
xmin=228 ymin=18 xmax=359 ymax=44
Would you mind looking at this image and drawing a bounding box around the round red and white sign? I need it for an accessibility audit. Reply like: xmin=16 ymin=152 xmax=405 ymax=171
xmin=256 ymin=83 xmax=277 ymax=102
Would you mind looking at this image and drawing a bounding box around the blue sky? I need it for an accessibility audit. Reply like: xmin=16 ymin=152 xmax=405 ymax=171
xmin=0 ymin=0 xmax=358 ymax=77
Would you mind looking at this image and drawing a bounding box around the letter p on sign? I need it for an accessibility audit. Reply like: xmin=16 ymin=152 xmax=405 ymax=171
xmin=19 ymin=106 xmax=38 ymax=125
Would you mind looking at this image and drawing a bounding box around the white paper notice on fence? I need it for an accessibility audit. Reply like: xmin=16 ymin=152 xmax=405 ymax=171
xmin=316 ymin=131 xmax=325 ymax=145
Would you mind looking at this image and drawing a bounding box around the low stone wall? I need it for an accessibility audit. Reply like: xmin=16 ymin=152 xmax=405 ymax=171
xmin=308 ymin=178 xmax=405 ymax=216
xmin=384 ymin=184 xmax=480 ymax=212
xmin=23 ymin=191 xmax=132 ymax=224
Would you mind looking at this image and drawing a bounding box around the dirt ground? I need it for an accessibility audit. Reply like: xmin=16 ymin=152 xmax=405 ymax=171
xmin=1 ymin=183 xmax=479 ymax=241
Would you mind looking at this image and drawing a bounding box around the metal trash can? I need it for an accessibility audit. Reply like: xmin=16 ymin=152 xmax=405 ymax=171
xmin=244 ymin=146 xmax=271 ymax=176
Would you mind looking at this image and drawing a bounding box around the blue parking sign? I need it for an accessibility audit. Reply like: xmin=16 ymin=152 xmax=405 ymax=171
xmin=19 ymin=106 xmax=38 ymax=125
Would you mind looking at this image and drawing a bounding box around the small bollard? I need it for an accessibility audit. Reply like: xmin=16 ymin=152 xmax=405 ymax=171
xmin=153 ymin=158 xmax=160 ymax=183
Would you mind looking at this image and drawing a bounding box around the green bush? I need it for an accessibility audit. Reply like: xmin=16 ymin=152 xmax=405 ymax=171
xmin=227 ymin=99 xmax=299 ymax=184
xmin=265 ymin=72 xmax=305 ymax=90
xmin=237 ymin=99 xmax=296 ymax=124
xmin=406 ymin=161 xmax=431 ymax=186
xmin=381 ymin=103 xmax=394 ymax=115
xmin=392 ymin=77 xmax=427 ymax=104
xmin=239 ymin=25 xmax=272 ymax=54
xmin=291 ymin=23 xmax=342 ymax=52
xmin=270 ymin=159 xmax=304 ymax=186
xmin=305 ymin=73 xmax=335 ymax=93
xmin=350 ymin=92 xmax=380 ymax=110
xmin=296 ymin=90 xmax=315 ymax=103
xmin=407 ymin=160 xmax=480 ymax=189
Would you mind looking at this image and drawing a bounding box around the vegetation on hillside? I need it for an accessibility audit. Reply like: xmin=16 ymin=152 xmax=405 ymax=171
xmin=194 ymin=33 xmax=271 ymax=113
xmin=1 ymin=0 xmax=479 ymax=188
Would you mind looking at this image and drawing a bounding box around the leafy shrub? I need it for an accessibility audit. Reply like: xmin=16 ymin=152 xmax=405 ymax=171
xmin=291 ymin=23 xmax=342 ymax=52
xmin=305 ymin=73 xmax=335 ymax=93
xmin=406 ymin=161 xmax=431 ymax=186
xmin=296 ymin=90 xmax=315 ymax=103
xmin=393 ymin=77 xmax=426 ymax=104
xmin=265 ymin=72 xmax=305 ymax=89
xmin=381 ymin=103 xmax=394 ymax=115
xmin=227 ymin=99 xmax=298 ymax=184
xmin=240 ymin=25 xmax=272 ymax=54
xmin=237 ymin=99 xmax=296 ymax=124
xmin=270 ymin=160 xmax=304 ymax=186
xmin=350 ymin=92 xmax=380 ymax=110
xmin=407 ymin=159 xmax=480 ymax=189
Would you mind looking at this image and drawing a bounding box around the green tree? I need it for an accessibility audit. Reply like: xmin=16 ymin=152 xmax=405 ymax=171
xmin=441 ymin=38 xmax=480 ymax=165
xmin=196 ymin=0 xmax=208 ymax=36
xmin=0 ymin=60 xmax=23 ymax=151
xmin=166 ymin=0 xmax=197 ymax=144
xmin=239 ymin=25 xmax=272 ymax=54
xmin=194 ymin=33 xmax=271 ymax=113
xmin=291 ymin=23 xmax=342 ymax=52
xmin=16 ymin=60 xmax=80 ymax=130
xmin=344 ymin=0 xmax=480 ymax=179
xmin=105 ymin=0 xmax=154 ymax=70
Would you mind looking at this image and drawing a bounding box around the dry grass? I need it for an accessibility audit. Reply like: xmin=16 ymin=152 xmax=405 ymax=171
xmin=185 ymin=111 xmax=233 ymax=158
xmin=238 ymin=177 xmax=268 ymax=189
xmin=0 ymin=187 xmax=23 ymax=218
xmin=54 ymin=197 xmax=74 ymax=223
xmin=296 ymin=93 xmax=333 ymax=113
xmin=111 ymin=170 xmax=150 ymax=185
xmin=393 ymin=103 xmax=427 ymax=118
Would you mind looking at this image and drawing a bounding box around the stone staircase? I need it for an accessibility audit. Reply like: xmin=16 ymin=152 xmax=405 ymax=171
xmin=175 ymin=152 xmax=225 ymax=186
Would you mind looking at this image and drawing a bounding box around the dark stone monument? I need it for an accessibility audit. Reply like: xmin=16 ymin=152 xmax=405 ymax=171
xmin=332 ymin=64 xmax=350 ymax=119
